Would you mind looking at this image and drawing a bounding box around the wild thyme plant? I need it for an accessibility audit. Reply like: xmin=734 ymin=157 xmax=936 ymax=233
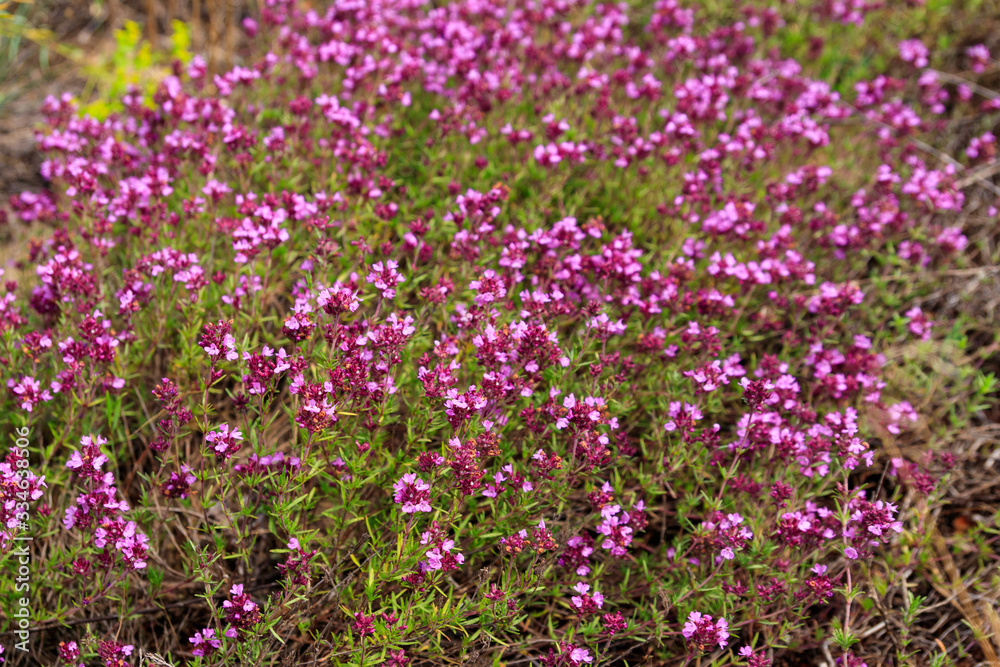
xmin=0 ymin=0 xmax=994 ymax=664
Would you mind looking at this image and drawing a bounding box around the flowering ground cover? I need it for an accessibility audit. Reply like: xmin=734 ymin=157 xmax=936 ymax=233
xmin=1 ymin=0 xmax=1000 ymax=665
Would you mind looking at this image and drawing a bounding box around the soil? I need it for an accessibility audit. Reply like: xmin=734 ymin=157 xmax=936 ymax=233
xmin=0 ymin=72 xmax=82 ymax=201
xmin=0 ymin=0 xmax=101 ymax=202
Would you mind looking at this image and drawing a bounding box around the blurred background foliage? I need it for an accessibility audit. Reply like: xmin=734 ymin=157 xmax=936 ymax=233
xmin=2 ymin=0 xmax=999 ymax=117
xmin=0 ymin=0 xmax=247 ymax=116
xmin=77 ymin=17 xmax=193 ymax=119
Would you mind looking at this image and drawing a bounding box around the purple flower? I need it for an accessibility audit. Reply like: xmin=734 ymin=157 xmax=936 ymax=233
xmin=223 ymin=583 xmax=262 ymax=640
xmin=7 ymin=375 xmax=53 ymax=412
xmin=682 ymin=611 xmax=730 ymax=653
xmin=967 ymin=44 xmax=991 ymax=72
xmin=904 ymin=306 xmax=934 ymax=341
xmin=206 ymin=423 xmax=244 ymax=459
xmin=367 ymin=260 xmax=405 ymax=299
xmin=352 ymin=611 xmax=375 ymax=637
xmin=899 ymin=39 xmax=929 ymax=68
xmin=570 ymin=581 xmax=604 ymax=613
xmin=601 ymin=611 xmax=628 ymax=636
xmin=190 ymin=627 xmax=222 ymax=657
xmin=199 ymin=319 xmax=239 ymax=362
xmin=393 ymin=473 xmax=432 ymax=513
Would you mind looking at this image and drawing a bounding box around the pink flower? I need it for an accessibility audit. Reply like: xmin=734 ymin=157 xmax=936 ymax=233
xmin=425 ymin=538 xmax=465 ymax=570
xmin=223 ymin=583 xmax=262 ymax=640
xmin=570 ymin=582 xmax=604 ymax=613
xmin=936 ymin=226 xmax=968 ymax=253
xmin=393 ymin=473 xmax=432 ymax=513
xmin=899 ymin=39 xmax=929 ymax=68
xmin=367 ymin=260 xmax=406 ymax=299
xmin=602 ymin=611 xmax=628 ymax=636
xmin=206 ymin=423 xmax=244 ymax=459
xmin=967 ymin=44 xmax=991 ymax=72
xmin=199 ymin=319 xmax=239 ymax=363
xmin=189 ymin=628 xmax=222 ymax=657
xmin=352 ymin=611 xmax=375 ymax=637
xmin=682 ymin=611 xmax=730 ymax=652
xmin=7 ymin=375 xmax=53 ymax=412
xmin=904 ymin=306 xmax=934 ymax=341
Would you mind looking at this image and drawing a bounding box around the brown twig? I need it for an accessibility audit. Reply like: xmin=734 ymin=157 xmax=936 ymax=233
xmin=928 ymin=69 xmax=1000 ymax=101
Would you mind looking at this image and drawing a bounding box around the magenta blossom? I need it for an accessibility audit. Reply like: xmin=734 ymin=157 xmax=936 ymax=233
xmin=393 ymin=473 xmax=432 ymax=513
xmin=367 ymin=260 xmax=406 ymax=299
xmin=206 ymin=423 xmax=244 ymax=459
xmin=682 ymin=611 xmax=730 ymax=653
xmin=570 ymin=582 xmax=604 ymax=614
xmin=189 ymin=627 xmax=222 ymax=657
xmin=7 ymin=375 xmax=53 ymax=412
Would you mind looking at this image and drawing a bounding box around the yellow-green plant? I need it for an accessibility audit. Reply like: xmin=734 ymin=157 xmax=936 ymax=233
xmin=79 ymin=19 xmax=193 ymax=120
